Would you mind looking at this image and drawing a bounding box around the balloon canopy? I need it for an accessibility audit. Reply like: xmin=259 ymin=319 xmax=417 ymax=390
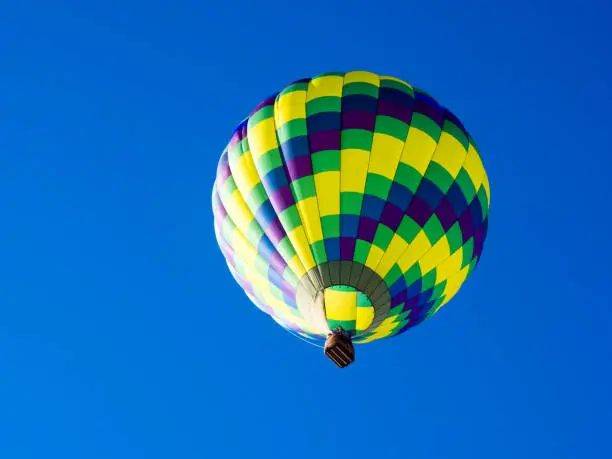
xmin=212 ymin=71 xmax=490 ymax=367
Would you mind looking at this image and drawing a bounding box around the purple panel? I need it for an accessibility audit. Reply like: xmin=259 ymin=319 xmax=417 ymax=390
xmin=357 ymin=217 xmax=378 ymax=243
xmin=435 ymin=197 xmax=458 ymax=232
xmin=280 ymin=279 xmax=296 ymax=298
xmin=269 ymin=251 xmax=288 ymax=277
xmin=285 ymin=155 xmax=313 ymax=181
xmin=406 ymin=196 xmax=434 ymax=227
xmin=458 ymin=207 xmax=475 ymax=243
xmin=309 ymin=130 xmax=341 ymax=153
xmin=378 ymin=99 xmax=413 ymax=125
xmin=342 ymin=110 xmax=376 ymax=131
xmin=213 ymin=194 xmax=228 ymax=220
xmin=269 ymin=185 xmax=295 ymax=213
xmin=340 ymin=237 xmax=356 ymax=260
xmin=391 ymin=290 xmax=407 ymax=307
xmin=473 ymin=225 xmax=485 ymax=258
xmin=414 ymin=100 xmax=443 ymax=127
xmin=380 ymin=202 xmax=404 ymax=232
xmin=216 ymin=153 xmax=231 ymax=184
xmin=267 ymin=218 xmax=286 ymax=245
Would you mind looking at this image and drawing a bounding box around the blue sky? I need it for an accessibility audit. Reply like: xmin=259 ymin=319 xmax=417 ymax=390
xmin=0 ymin=0 xmax=611 ymax=457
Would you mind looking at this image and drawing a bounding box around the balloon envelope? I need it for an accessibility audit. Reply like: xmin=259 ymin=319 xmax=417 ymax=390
xmin=212 ymin=71 xmax=490 ymax=346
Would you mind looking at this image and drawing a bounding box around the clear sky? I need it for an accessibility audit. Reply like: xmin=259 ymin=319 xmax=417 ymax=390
xmin=0 ymin=0 xmax=610 ymax=458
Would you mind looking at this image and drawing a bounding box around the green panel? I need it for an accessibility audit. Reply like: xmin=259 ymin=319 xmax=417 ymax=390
xmin=276 ymin=236 xmax=295 ymax=260
xmin=341 ymin=129 xmax=373 ymax=150
xmin=279 ymin=205 xmax=302 ymax=231
xmin=343 ymin=82 xmax=379 ymax=98
xmin=279 ymin=82 xmax=309 ymax=96
xmin=256 ymin=149 xmax=283 ymax=176
xmin=461 ymin=238 xmax=475 ymax=268
xmin=425 ymin=162 xmax=454 ymax=193
xmin=290 ymin=176 xmax=317 ymax=200
xmin=384 ymin=264 xmax=403 ymax=286
xmin=248 ymin=104 xmax=274 ymax=127
xmin=276 ymin=120 xmax=308 ymax=143
xmin=245 ymin=220 xmax=264 ymax=241
xmin=431 ymin=281 xmax=446 ymax=301
xmin=310 ymin=240 xmax=328 ymax=265
xmin=321 ymin=215 xmax=340 ymax=238
xmin=312 ymin=150 xmax=341 ymax=173
xmin=375 ymin=115 xmax=409 ymax=141
xmin=354 ymin=239 xmax=371 ymax=264
xmin=421 ymin=270 xmax=437 ymax=292
xmin=372 ymin=225 xmax=394 ymax=250
xmin=327 ymin=319 xmax=356 ymax=333
xmin=423 ymin=215 xmax=445 ymax=244
xmin=364 ymin=173 xmax=393 ymax=200
xmin=394 ymin=163 xmax=423 ymax=194
xmin=245 ymin=183 xmax=268 ymax=212
xmin=477 ymin=187 xmax=489 ymax=218
xmin=306 ymin=96 xmax=341 ymax=114
xmin=380 ymin=78 xmax=414 ymax=96
xmin=404 ymin=264 xmax=422 ymax=286
xmin=455 ymin=168 xmax=477 ymax=202
xmin=397 ymin=217 xmax=421 ymax=243
xmin=356 ymin=291 xmax=372 ymax=307
xmin=443 ymin=120 xmax=469 ymax=149
xmin=446 ymin=223 xmax=465 ymax=254
xmin=411 ymin=113 xmax=442 ymax=141
xmin=341 ymin=192 xmax=364 ymax=215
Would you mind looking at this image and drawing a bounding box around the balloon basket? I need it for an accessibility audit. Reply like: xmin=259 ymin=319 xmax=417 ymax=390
xmin=324 ymin=332 xmax=355 ymax=368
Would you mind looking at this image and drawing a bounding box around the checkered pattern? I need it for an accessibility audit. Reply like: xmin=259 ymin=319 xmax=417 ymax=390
xmin=212 ymin=71 xmax=490 ymax=345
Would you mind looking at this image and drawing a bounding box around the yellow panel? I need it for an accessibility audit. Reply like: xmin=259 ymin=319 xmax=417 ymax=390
xmin=375 ymin=233 xmax=409 ymax=278
xmin=324 ymin=289 xmax=357 ymax=321
xmin=296 ymin=196 xmax=323 ymax=243
xmin=275 ymin=90 xmax=307 ymax=125
xmin=287 ymin=227 xmax=316 ymax=271
xmin=440 ymin=265 xmax=470 ymax=305
xmin=434 ymin=246 xmax=464 ymax=284
xmin=248 ymin=118 xmax=278 ymax=159
xmin=363 ymin=315 xmax=400 ymax=341
xmin=343 ymin=70 xmax=380 ymax=86
xmin=229 ymin=230 xmax=257 ymax=266
xmin=358 ymin=335 xmax=377 ymax=343
xmin=340 ymin=148 xmax=369 ymax=193
xmin=314 ymin=171 xmax=340 ymax=216
xmin=248 ymin=277 xmax=308 ymax=327
xmin=369 ymin=133 xmax=404 ymax=179
xmin=365 ymin=245 xmax=384 ymax=270
xmin=231 ymin=152 xmax=261 ymax=195
xmin=400 ymin=128 xmax=438 ymax=175
xmin=287 ymin=254 xmax=306 ymax=278
xmin=431 ymin=132 xmax=467 ymax=179
xmin=224 ymin=189 xmax=254 ymax=233
xmin=462 ymin=143 xmax=486 ymax=188
xmin=307 ymin=75 xmax=344 ymax=100
xmin=356 ymin=306 xmax=374 ymax=331
xmin=397 ymin=230 xmax=432 ymax=273
xmin=419 ymin=237 xmax=451 ymax=275
xmin=482 ymin=172 xmax=491 ymax=205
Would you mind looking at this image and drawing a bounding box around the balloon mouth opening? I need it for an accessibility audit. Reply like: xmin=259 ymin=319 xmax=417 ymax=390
xmin=321 ymin=285 xmax=375 ymax=337
xmin=294 ymin=261 xmax=392 ymax=340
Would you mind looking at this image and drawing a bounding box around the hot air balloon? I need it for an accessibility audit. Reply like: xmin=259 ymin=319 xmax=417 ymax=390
xmin=212 ymin=71 xmax=490 ymax=368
